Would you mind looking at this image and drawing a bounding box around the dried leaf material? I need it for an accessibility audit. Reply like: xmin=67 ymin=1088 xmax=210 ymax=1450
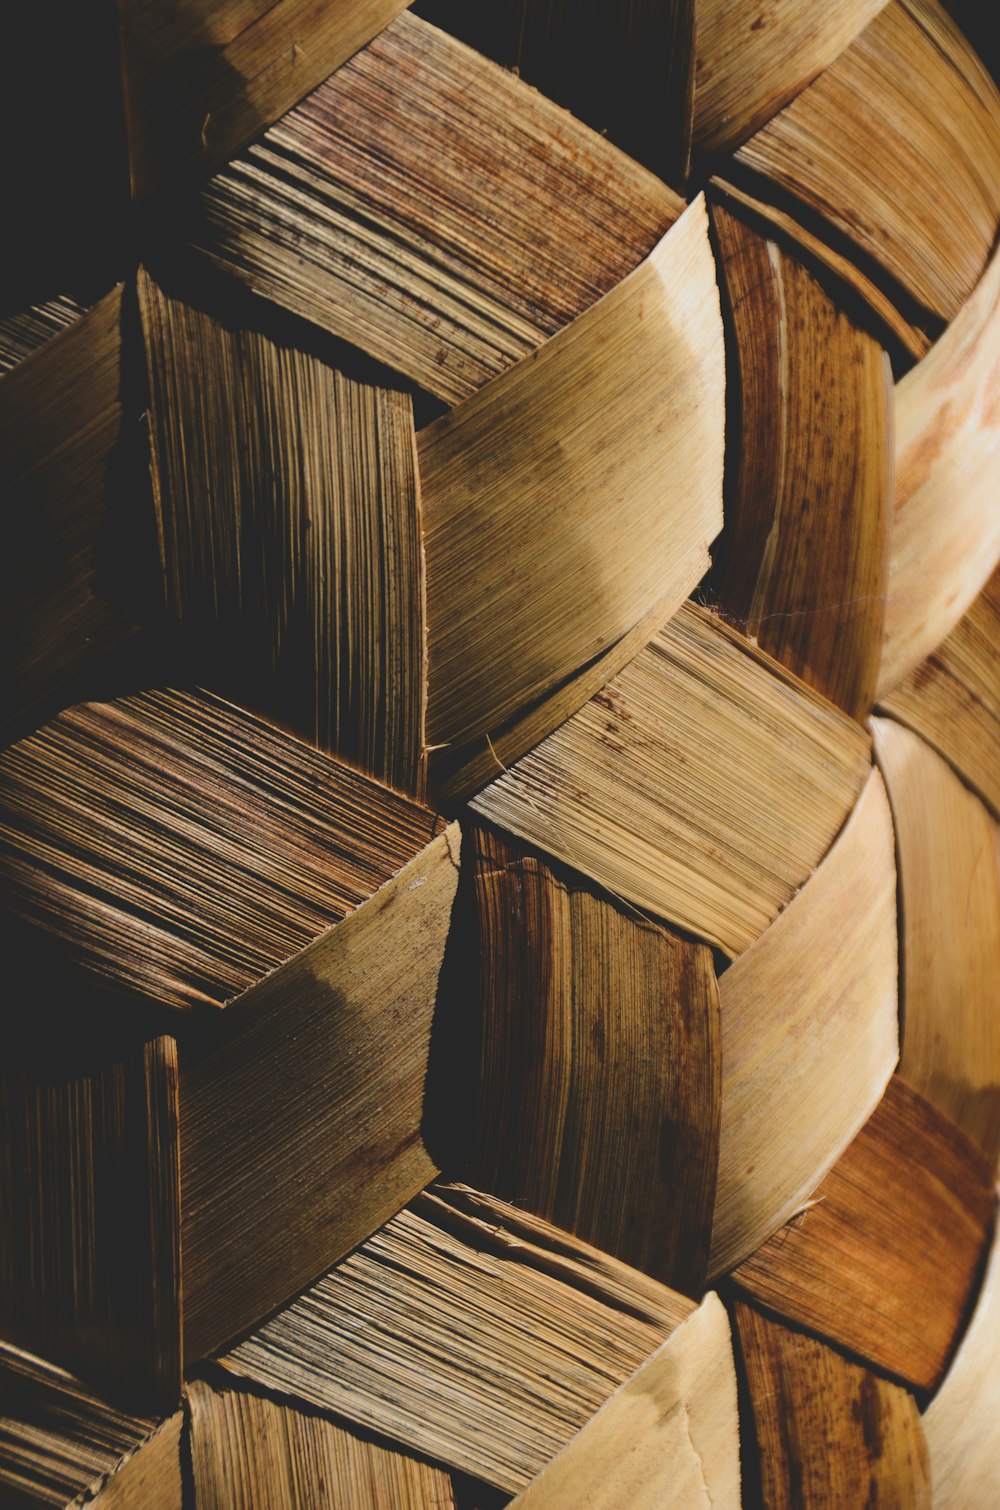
xmin=694 ymin=0 xmax=888 ymax=155
xmin=509 ymin=1294 xmax=740 ymax=1509
xmin=732 ymin=1301 xmax=930 ymax=1508
xmin=878 ymin=240 xmax=1000 ymax=697
xmin=732 ymin=1078 xmax=995 ymax=1391
xmin=0 ymin=288 xmax=139 ymax=742
xmin=0 ymin=1342 xmax=182 ymax=1509
xmin=472 ymin=602 xmax=871 ymax=957
xmin=192 ymin=13 xmax=682 ymax=407
xmin=180 ymin=826 xmax=459 ymax=1359
xmin=218 ymin=1184 xmax=695 ymax=1493
xmin=0 ymin=294 xmax=87 ymax=376
xmin=421 ymin=196 xmax=723 ymax=762
xmin=881 ymin=565 xmax=1000 ymax=817
xmin=119 ymin=0 xmax=412 ymax=197
xmin=730 ymin=0 xmax=1000 ymax=324
xmin=0 ymin=1038 xmax=180 ymax=1407
xmin=707 ymin=175 xmax=935 ymax=362
xmin=465 ymin=826 xmax=720 ymax=1296
xmin=709 ymin=205 xmax=892 ymax=720
xmin=187 ymin=1377 xmax=457 ymax=1510
xmin=924 ymin=1217 xmax=1000 ymax=1507
xmin=138 ymin=269 xmax=424 ymax=796
xmin=710 ymin=770 xmax=898 ymax=1279
xmin=0 ymin=689 xmax=436 ymax=1013
xmin=411 ymin=1 xmax=695 ymax=187
xmin=872 ymin=719 xmax=1000 ymax=1160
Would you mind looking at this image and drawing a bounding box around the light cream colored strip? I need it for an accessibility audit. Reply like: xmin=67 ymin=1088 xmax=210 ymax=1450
xmin=509 ymin=1293 xmax=740 ymax=1509
xmin=924 ymin=1210 xmax=1000 ymax=1507
xmin=710 ymin=768 xmax=898 ymax=1277
xmin=873 ymin=717 xmax=1000 ymax=1160
xmin=879 ymin=242 xmax=1000 ymax=696
xmin=421 ymin=194 xmax=724 ymax=757
xmin=880 ymin=563 xmax=1000 ymax=818
xmin=471 ymin=602 xmax=871 ymax=956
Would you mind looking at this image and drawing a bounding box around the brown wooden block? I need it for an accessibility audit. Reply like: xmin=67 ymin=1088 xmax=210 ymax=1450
xmin=463 ymin=825 xmax=720 ymax=1297
xmin=0 ymin=688 xmax=459 ymax=1396
xmin=0 ymin=1036 xmax=180 ymax=1407
xmin=710 ymin=201 xmax=892 ymax=721
xmin=418 ymin=196 xmax=722 ymax=777
xmin=732 ymin=1077 xmax=995 ymax=1390
xmin=732 ymin=1300 xmax=931 ymax=1507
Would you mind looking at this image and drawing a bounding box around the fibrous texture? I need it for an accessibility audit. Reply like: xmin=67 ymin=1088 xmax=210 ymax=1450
xmin=2 ymin=2 xmax=999 ymax=1505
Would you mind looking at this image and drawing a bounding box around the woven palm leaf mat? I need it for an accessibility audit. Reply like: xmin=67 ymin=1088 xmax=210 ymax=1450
xmin=2 ymin=2 xmax=999 ymax=1505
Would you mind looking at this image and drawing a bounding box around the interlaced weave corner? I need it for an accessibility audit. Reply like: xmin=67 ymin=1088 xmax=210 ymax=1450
xmin=1 ymin=2 xmax=999 ymax=1506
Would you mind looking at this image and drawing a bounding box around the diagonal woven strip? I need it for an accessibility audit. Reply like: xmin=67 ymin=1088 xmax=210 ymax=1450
xmin=2 ymin=2 xmax=1000 ymax=1506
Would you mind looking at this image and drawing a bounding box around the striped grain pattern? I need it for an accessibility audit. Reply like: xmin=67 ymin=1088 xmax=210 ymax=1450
xmin=472 ymin=602 xmax=871 ymax=956
xmin=120 ymin=0 xmax=413 ymax=196
xmin=463 ymin=825 xmax=720 ymax=1296
xmin=706 ymin=175 xmax=934 ymax=362
xmin=878 ymin=239 xmax=1000 ymax=696
xmin=0 ymin=1036 xmax=180 ymax=1406
xmin=732 ymin=1078 xmax=995 ymax=1390
xmin=732 ymin=1301 xmax=931 ymax=1507
xmin=139 ymin=268 xmax=424 ymax=795
xmin=873 ymin=718 xmax=1000 ymax=1159
xmin=710 ymin=769 xmax=898 ymax=1278
xmin=0 ymin=688 xmax=436 ymax=1012
xmin=1 ymin=288 xmax=139 ymax=743
xmin=924 ymin=1220 xmax=1000 ymax=1507
xmin=0 ymin=1342 xmax=182 ymax=1509
xmin=2 ymin=0 xmax=999 ymax=1498
xmin=880 ymin=563 xmax=1000 ymax=816
xmin=191 ymin=13 xmax=683 ymax=404
xmin=709 ymin=203 xmax=892 ymax=719
xmin=693 ymin=0 xmax=888 ymax=156
xmin=0 ymin=295 xmax=87 ymax=376
xmin=729 ymin=0 xmax=1000 ymax=325
xmin=218 ymin=1185 xmax=694 ymax=1493
xmin=509 ymin=1295 xmax=740 ymax=1509
xmin=413 ymin=1 xmax=696 ymax=187
xmin=420 ymin=196 xmax=723 ymax=763
xmin=187 ymin=1378 xmax=458 ymax=1510
xmin=180 ymin=825 xmax=459 ymax=1358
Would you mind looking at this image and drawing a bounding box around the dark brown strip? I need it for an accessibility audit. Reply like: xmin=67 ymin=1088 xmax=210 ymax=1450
xmin=462 ymin=826 xmax=720 ymax=1296
xmin=732 ymin=1299 xmax=931 ymax=1507
xmin=709 ymin=200 xmax=892 ymax=721
xmin=732 ymin=1077 xmax=995 ymax=1391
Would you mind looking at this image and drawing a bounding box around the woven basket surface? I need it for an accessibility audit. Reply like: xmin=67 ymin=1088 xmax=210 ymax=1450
xmin=1 ymin=2 xmax=999 ymax=1506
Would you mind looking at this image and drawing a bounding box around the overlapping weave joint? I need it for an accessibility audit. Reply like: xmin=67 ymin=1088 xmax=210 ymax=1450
xmin=1 ymin=1 xmax=999 ymax=1505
